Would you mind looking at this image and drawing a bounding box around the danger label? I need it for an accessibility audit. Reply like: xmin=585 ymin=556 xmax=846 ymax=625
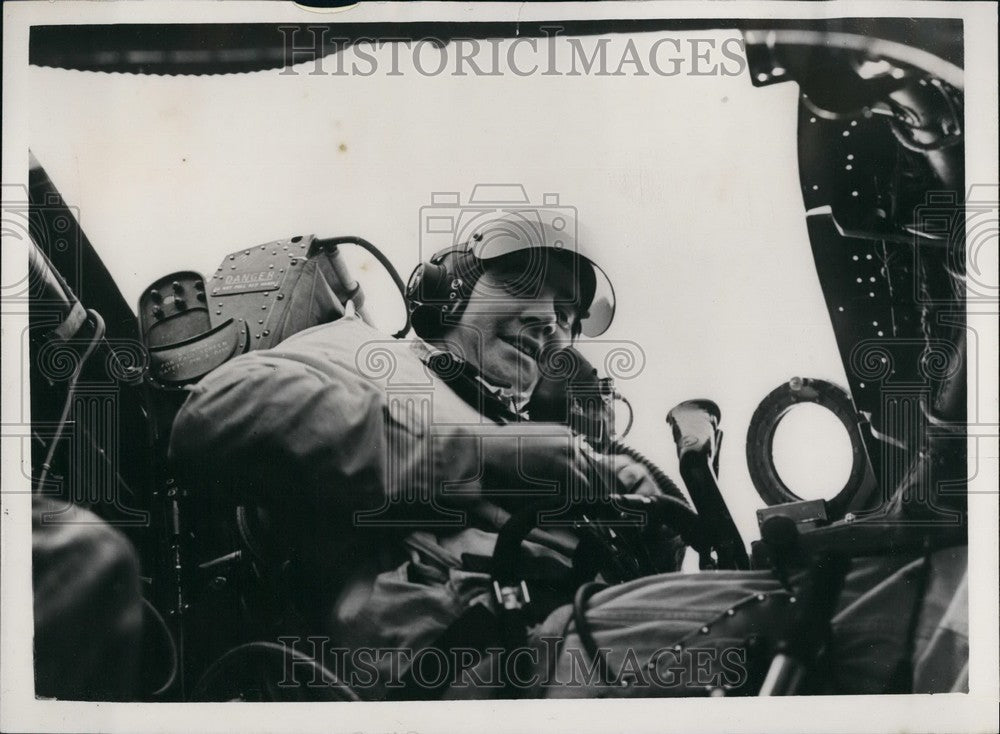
xmin=214 ymin=269 xmax=283 ymax=295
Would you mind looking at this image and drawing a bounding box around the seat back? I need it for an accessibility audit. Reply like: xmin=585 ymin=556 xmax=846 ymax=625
xmin=136 ymin=234 xmax=380 ymax=699
xmin=137 ymin=234 xmax=362 ymax=391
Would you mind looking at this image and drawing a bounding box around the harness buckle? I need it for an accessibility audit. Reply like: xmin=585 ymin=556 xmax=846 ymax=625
xmin=493 ymin=580 xmax=532 ymax=611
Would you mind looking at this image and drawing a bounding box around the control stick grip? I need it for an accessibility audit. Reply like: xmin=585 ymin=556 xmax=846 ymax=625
xmin=666 ymin=399 xmax=722 ymax=462
xmin=666 ymin=399 xmax=749 ymax=570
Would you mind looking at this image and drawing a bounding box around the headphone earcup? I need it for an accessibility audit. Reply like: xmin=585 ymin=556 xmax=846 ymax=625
xmin=405 ymin=247 xmax=478 ymax=338
xmin=406 ymin=260 xmax=450 ymax=339
xmin=406 ymin=261 xmax=450 ymax=306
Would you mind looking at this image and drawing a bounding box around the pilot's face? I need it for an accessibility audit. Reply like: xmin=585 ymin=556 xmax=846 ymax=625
xmin=444 ymin=255 xmax=579 ymax=399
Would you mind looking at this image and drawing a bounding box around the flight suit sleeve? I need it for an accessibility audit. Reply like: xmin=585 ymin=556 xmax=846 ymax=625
xmin=168 ymin=352 xmax=390 ymax=517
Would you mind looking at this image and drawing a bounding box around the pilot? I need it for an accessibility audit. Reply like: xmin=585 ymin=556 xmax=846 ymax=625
xmin=169 ymin=212 xmax=962 ymax=698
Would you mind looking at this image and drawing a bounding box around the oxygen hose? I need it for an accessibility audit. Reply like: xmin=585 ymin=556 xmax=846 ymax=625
xmin=605 ymin=438 xmax=689 ymax=507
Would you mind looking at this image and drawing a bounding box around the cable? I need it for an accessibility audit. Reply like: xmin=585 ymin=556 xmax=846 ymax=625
xmin=34 ymin=309 xmax=106 ymax=493
xmin=606 ymin=438 xmax=688 ymax=506
xmin=140 ymin=597 xmax=179 ymax=696
xmin=189 ymin=641 xmax=359 ymax=701
xmin=579 ymin=439 xmax=701 ymax=573
xmin=316 ymin=236 xmax=411 ymax=338
xmin=614 ymin=391 xmax=634 ymax=437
